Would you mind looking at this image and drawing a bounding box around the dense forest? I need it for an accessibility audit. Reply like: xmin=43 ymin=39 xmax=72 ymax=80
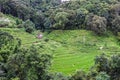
xmin=0 ymin=0 xmax=120 ymax=80
xmin=1 ymin=0 xmax=120 ymax=34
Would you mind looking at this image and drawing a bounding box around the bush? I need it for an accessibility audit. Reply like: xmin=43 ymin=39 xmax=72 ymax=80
xmin=96 ymin=72 xmax=110 ymax=80
xmin=5 ymin=46 xmax=52 ymax=80
xmin=110 ymin=4 xmax=120 ymax=18
xmin=0 ymin=31 xmax=21 ymax=62
xmin=111 ymin=16 xmax=120 ymax=35
xmin=53 ymin=12 xmax=69 ymax=29
xmin=22 ymin=20 xmax=35 ymax=33
xmin=95 ymin=54 xmax=120 ymax=80
xmin=86 ymin=14 xmax=107 ymax=35
xmin=71 ymin=70 xmax=87 ymax=80
xmin=47 ymin=73 xmax=70 ymax=80
xmin=0 ymin=21 xmax=9 ymax=27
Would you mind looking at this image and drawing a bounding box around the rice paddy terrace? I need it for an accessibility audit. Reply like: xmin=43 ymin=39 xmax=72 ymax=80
xmin=1 ymin=28 xmax=120 ymax=75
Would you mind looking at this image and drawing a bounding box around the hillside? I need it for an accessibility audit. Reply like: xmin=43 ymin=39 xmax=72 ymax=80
xmin=1 ymin=28 xmax=120 ymax=75
xmin=1 ymin=0 xmax=120 ymax=79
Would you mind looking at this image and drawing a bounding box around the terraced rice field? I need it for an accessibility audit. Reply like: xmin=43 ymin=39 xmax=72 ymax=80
xmin=1 ymin=28 xmax=120 ymax=75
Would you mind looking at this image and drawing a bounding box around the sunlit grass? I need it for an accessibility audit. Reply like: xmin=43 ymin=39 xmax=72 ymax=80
xmin=1 ymin=28 xmax=120 ymax=75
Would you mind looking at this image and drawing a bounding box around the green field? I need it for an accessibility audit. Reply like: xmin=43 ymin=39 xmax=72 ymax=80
xmin=1 ymin=28 xmax=120 ymax=75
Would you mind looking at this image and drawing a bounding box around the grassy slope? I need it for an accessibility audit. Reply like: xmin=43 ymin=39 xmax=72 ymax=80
xmin=0 ymin=11 xmax=120 ymax=74
xmin=1 ymin=28 xmax=120 ymax=75
xmin=46 ymin=30 xmax=120 ymax=75
xmin=0 ymin=28 xmax=38 ymax=45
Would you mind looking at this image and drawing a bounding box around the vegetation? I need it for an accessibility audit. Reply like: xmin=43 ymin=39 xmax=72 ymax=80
xmin=0 ymin=0 xmax=120 ymax=80
xmin=0 ymin=31 xmax=52 ymax=80
xmin=0 ymin=0 xmax=120 ymax=33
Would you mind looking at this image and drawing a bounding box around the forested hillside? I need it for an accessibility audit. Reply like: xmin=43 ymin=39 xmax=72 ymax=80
xmin=0 ymin=0 xmax=120 ymax=80
xmin=1 ymin=0 xmax=120 ymax=34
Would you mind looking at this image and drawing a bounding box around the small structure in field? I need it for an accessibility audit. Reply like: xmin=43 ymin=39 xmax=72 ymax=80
xmin=37 ymin=34 xmax=43 ymax=39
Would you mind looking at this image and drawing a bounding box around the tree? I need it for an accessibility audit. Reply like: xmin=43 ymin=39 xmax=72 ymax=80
xmin=94 ymin=54 xmax=120 ymax=80
xmin=110 ymin=4 xmax=120 ymax=18
xmin=47 ymin=73 xmax=70 ymax=80
xmin=86 ymin=1 xmax=110 ymax=18
xmin=22 ymin=20 xmax=35 ymax=33
xmin=75 ymin=8 xmax=89 ymax=29
xmin=53 ymin=12 xmax=69 ymax=29
xmin=96 ymin=72 xmax=110 ymax=80
xmin=111 ymin=16 xmax=120 ymax=35
xmin=95 ymin=54 xmax=110 ymax=72
xmin=6 ymin=46 xmax=52 ymax=80
xmin=109 ymin=4 xmax=120 ymax=35
xmin=31 ymin=12 xmax=45 ymax=31
xmin=71 ymin=70 xmax=87 ymax=80
xmin=0 ymin=31 xmax=21 ymax=79
xmin=0 ymin=31 xmax=52 ymax=80
xmin=0 ymin=31 xmax=21 ymax=63
xmin=86 ymin=14 xmax=107 ymax=35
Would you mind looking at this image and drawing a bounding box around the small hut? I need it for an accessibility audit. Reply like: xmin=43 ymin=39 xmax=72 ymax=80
xmin=37 ymin=34 xmax=43 ymax=39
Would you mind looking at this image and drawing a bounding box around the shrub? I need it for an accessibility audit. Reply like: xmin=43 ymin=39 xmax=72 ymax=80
xmin=0 ymin=21 xmax=9 ymax=27
xmin=86 ymin=14 xmax=107 ymax=35
xmin=22 ymin=20 xmax=35 ymax=33
xmin=71 ymin=70 xmax=87 ymax=80
xmin=95 ymin=54 xmax=120 ymax=80
xmin=96 ymin=72 xmax=110 ymax=80
xmin=53 ymin=12 xmax=69 ymax=29
xmin=111 ymin=16 xmax=120 ymax=35
xmin=47 ymin=73 xmax=70 ymax=80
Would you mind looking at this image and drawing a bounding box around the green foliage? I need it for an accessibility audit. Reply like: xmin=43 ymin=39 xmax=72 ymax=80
xmin=0 ymin=21 xmax=9 ymax=27
xmin=71 ymin=54 xmax=120 ymax=80
xmin=1 ymin=0 xmax=120 ymax=79
xmin=96 ymin=72 xmax=110 ymax=80
xmin=86 ymin=14 xmax=107 ymax=35
xmin=31 ymin=12 xmax=45 ymax=30
xmin=110 ymin=4 xmax=120 ymax=18
xmin=71 ymin=70 xmax=87 ymax=80
xmin=111 ymin=16 xmax=120 ymax=35
xmin=108 ymin=4 xmax=120 ymax=34
xmin=53 ymin=12 xmax=69 ymax=29
xmin=0 ymin=31 xmax=52 ymax=80
xmin=6 ymin=46 xmax=52 ymax=80
xmin=0 ymin=31 xmax=21 ymax=79
xmin=22 ymin=20 xmax=35 ymax=33
xmin=47 ymin=73 xmax=70 ymax=80
xmin=11 ymin=77 xmax=20 ymax=80
xmin=75 ymin=8 xmax=89 ymax=28
xmin=1 ymin=0 xmax=120 ymax=35
xmin=0 ymin=31 xmax=21 ymax=62
xmin=95 ymin=54 xmax=110 ymax=72
xmin=1 ymin=29 xmax=119 ymax=75
xmin=95 ymin=54 xmax=120 ymax=80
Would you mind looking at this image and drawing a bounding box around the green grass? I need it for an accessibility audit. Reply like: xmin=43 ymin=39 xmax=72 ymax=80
xmin=1 ymin=28 xmax=120 ymax=75
xmin=0 ymin=28 xmax=43 ymax=48
xmin=45 ymin=30 xmax=120 ymax=75
xmin=0 ymin=12 xmax=22 ymax=28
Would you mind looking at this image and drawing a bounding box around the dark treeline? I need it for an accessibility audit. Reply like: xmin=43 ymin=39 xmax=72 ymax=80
xmin=1 ymin=0 xmax=120 ymax=35
xmin=0 ymin=0 xmax=61 ymax=30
